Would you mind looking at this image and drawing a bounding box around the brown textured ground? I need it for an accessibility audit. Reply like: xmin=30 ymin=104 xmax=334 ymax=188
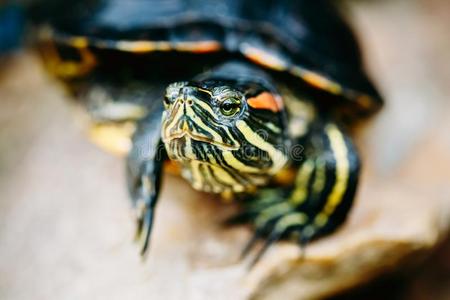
xmin=1 ymin=1 xmax=450 ymax=299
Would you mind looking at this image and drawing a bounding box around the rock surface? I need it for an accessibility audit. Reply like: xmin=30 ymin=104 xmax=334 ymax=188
xmin=1 ymin=1 xmax=450 ymax=299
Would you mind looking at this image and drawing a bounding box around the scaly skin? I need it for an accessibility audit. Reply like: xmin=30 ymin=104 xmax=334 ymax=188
xmin=127 ymin=62 xmax=361 ymax=265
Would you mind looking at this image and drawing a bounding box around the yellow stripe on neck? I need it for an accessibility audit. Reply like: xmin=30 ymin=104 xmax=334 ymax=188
xmin=289 ymin=159 xmax=315 ymax=205
xmin=235 ymin=120 xmax=288 ymax=174
xmin=314 ymin=124 xmax=349 ymax=227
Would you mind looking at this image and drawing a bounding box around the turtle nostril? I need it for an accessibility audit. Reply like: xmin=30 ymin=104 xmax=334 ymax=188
xmin=187 ymin=99 xmax=193 ymax=106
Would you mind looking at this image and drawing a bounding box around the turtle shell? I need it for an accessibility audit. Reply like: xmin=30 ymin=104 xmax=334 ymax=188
xmin=34 ymin=0 xmax=382 ymax=115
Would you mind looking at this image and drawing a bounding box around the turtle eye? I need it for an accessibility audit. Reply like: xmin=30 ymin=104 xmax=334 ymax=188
xmin=220 ymin=98 xmax=241 ymax=117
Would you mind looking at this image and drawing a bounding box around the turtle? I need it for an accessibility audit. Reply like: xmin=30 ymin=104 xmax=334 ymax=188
xmin=33 ymin=0 xmax=382 ymax=266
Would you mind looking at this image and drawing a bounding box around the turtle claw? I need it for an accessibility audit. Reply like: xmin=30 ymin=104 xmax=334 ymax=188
xmin=233 ymin=189 xmax=316 ymax=267
xmin=132 ymin=176 xmax=158 ymax=258
xmin=239 ymin=229 xmax=262 ymax=261
xmin=133 ymin=200 xmax=153 ymax=257
xmin=138 ymin=206 xmax=154 ymax=257
xmin=247 ymin=229 xmax=283 ymax=269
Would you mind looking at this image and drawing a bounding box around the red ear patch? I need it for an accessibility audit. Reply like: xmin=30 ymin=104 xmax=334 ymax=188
xmin=247 ymin=92 xmax=283 ymax=112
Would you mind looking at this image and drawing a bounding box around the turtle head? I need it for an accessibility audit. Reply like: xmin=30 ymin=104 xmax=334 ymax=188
xmin=161 ymin=77 xmax=290 ymax=194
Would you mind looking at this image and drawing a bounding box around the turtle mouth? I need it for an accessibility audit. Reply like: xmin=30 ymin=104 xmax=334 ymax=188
xmin=164 ymin=131 xmax=239 ymax=151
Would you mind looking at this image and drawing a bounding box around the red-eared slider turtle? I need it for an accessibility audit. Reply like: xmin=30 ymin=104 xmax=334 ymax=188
xmin=33 ymin=0 xmax=382 ymax=266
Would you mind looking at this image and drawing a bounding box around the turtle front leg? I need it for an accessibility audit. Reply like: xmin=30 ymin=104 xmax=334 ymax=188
xmin=127 ymin=110 xmax=166 ymax=256
xmin=236 ymin=122 xmax=360 ymax=267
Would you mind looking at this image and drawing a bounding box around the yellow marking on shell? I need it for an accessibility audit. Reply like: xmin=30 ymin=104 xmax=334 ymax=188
xmin=67 ymin=37 xmax=89 ymax=48
xmin=274 ymin=212 xmax=308 ymax=232
xmin=88 ymin=122 xmax=136 ymax=156
xmin=173 ymin=41 xmax=222 ymax=53
xmin=236 ymin=120 xmax=288 ymax=174
xmin=289 ymin=159 xmax=315 ymax=205
xmin=314 ymin=124 xmax=349 ymax=227
xmin=115 ymin=41 xmax=172 ymax=52
xmin=40 ymin=41 xmax=97 ymax=78
xmin=241 ymin=44 xmax=287 ymax=71
xmin=51 ymin=29 xmax=221 ymax=54
xmin=291 ymin=67 xmax=342 ymax=95
xmin=89 ymin=99 xmax=148 ymax=122
xmin=109 ymin=40 xmax=222 ymax=53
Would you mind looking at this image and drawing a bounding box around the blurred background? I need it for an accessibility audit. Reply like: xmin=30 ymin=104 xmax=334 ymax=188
xmin=0 ymin=0 xmax=449 ymax=299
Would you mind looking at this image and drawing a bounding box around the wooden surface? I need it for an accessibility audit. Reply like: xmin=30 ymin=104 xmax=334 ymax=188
xmin=1 ymin=1 xmax=450 ymax=299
